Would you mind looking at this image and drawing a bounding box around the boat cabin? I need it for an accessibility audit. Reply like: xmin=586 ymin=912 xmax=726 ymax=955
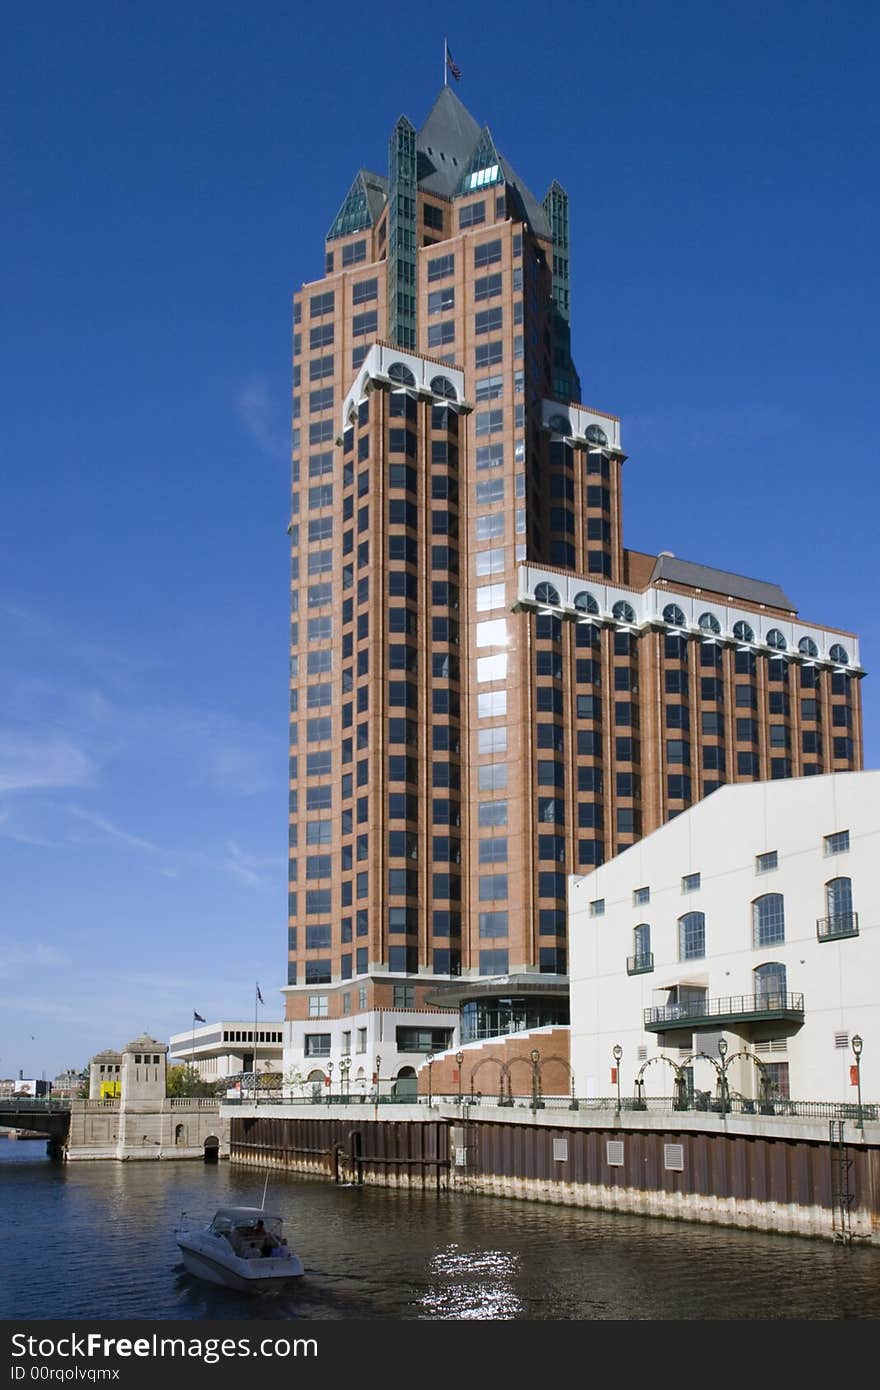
xmin=208 ymin=1207 xmax=285 ymax=1258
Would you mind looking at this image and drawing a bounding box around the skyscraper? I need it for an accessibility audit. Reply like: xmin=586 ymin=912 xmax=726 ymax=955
xmin=283 ymin=87 xmax=863 ymax=1091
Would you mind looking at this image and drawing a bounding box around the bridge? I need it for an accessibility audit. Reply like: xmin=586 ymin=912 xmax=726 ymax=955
xmin=0 ymin=1097 xmax=71 ymax=1141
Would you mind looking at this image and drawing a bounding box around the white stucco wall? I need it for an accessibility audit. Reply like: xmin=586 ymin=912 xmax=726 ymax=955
xmin=569 ymin=771 xmax=879 ymax=1107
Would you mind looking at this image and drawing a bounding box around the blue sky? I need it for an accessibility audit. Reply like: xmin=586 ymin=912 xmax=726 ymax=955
xmin=2 ymin=2 xmax=878 ymax=1079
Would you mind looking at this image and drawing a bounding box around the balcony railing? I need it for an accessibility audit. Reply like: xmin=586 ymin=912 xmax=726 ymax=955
xmin=643 ymin=991 xmax=805 ymax=1031
xmin=816 ymin=911 xmax=859 ymax=942
xmin=627 ymin=952 xmax=655 ymax=976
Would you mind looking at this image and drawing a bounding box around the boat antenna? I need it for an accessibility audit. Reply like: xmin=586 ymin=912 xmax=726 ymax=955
xmin=261 ymin=1172 xmax=269 ymax=1210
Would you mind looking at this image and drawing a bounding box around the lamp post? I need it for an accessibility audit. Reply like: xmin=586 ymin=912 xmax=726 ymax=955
xmin=530 ymin=1048 xmax=542 ymax=1114
xmin=455 ymin=1051 xmax=464 ymax=1106
xmin=852 ymin=1034 xmax=864 ymax=1132
xmin=426 ymin=1052 xmax=434 ymax=1107
xmin=717 ymin=1037 xmax=729 ymax=1116
xmin=375 ymin=1055 xmax=381 ymax=1106
xmin=340 ymin=1056 xmax=351 ymax=1101
xmin=326 ymin=1060 xmax=334 ymax=1106
xmin=612 ymin=1044 xmax=623 ymax=1115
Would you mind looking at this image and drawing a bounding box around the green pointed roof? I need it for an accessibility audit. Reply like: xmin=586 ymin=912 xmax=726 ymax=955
xmin=457 ymin=126 xmax=504 ymax=194
xmin=327 ymin=169 xmax=389 ymax=242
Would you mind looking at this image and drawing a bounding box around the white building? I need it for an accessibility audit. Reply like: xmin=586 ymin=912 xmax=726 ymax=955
xmin=569 ymin=771 xmax=878 ymax=1110
xmin=168 ymin=1020 xmax=284 ymax=1081
xmin=283 ymin=985 xmax=457 ymax=1100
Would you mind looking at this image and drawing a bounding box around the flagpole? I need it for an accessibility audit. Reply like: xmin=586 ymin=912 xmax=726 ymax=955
xmin=444 ymin=38 xmax=447 ymax=87
xmin=254 ymin=984 xmax=259 ymax=1103
xmin=190 ymin=1012 xmax=196 ymax=1074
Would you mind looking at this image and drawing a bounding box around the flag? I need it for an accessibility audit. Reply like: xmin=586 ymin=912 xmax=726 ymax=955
xmin=193 ymin=1011 xmax=205 ymax=1023
xmin=256 ymin=983 xmax=264 ymax=1005
xmin=445 ymin=42 xmax=461 ymax=81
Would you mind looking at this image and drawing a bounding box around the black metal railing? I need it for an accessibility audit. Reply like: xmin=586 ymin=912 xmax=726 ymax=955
xmin=643 ymin=991 xmax=805 ymax=1029
xmin=816 ymin=911 xmax=859 ymax=942
xmin=626 ymin=952 xmax=654 ymax=975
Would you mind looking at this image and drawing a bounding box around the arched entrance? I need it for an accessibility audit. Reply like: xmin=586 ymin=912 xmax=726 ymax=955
xmin=392 ymin=1066 xmax=417 ymax=1099
xmin=203 ymin=1135 xmax=219 ymax=1164
xmin=174 ymin=1123 xmax=186 ymax=1147
xmin=307 ymin=1069 xmax=325 ymax=1103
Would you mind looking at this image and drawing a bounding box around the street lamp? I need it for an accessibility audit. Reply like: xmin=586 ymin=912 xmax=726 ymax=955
xmin=530 ymin=1048 xmax=543 ymax=1113
xmin=426 ymin=1052 xmax=434 ymax=1107
xmin=455 ymin=1051 xmax=464 ymax=1105
xmin=612 ymin=1044 xmax=623 ymax=1115
xmin=340 ymin=1056 xmax=351 ymax=1100
xmin=852 ymin=1034 xmax=864 ymax=1132
xmin=326 ymin=1060 xmax=334 ymax=1106
xmin=717 ymin=1037 xmax=729 ymax=1117
xmin=375 ymin=1056 xmax=381 ymax=1104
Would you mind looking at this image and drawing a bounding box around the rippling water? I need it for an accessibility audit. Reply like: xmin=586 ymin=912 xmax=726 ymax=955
xmin=1 ymin=1138 xmax=878 ymax=1320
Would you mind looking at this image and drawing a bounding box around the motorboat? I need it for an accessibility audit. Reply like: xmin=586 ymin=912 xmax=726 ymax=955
xmin=175 ymin=1205 xmax=304 ymax=1292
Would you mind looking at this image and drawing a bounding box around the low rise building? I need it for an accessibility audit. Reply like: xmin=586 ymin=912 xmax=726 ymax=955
xmin=168 ymin=1019 xmax=284 ymax=1082
xmin=569 ymin=771 xmax=879 ymax=1109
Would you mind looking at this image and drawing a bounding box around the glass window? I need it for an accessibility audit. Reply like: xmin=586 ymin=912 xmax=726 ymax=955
xmin=678 ymin=912 xmax=705 ymax=960
xmin=427 ymin=253 xmax=455 ymax=281
xmin=459 ymin=201 xmax=486 ymax=228
xmin=427 ymin=286 xmax=455 ymax=315
xmin=474 ymin=239 xmax=502 ymax=268
xmin=682 ymin=872 xmax=701 ymax=893
xmin=633 ymin=886 xmax=650 ymax=905
xmin=427 ymin=321 xmax=455 ymax=348
xmin=752 ymin=893 xmax=785 ymax=947
xmin=756 ymin=851 xmax=778 ymax=874
xmin=824 ymin=830 xmax=850 ymax=855
xmin=826 ymin=876 xmax=853 ymax=921
xmin=475 ymin=618 xmax=508 ymax=647
xmin=589 ymin=899 xmax=605 ymax=917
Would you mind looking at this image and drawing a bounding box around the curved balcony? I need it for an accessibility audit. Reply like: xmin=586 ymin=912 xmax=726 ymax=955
xmin=643 ymin=991 xmax=805 ymax=1032
xmin=626 ymin=952 xmax=655 ymax=976
xmin=816 ymin=912 xmax=859 ymax=942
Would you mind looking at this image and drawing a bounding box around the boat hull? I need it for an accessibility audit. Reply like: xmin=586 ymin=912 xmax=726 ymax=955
xmin=176 ymin=1234 xmax=303 ymax=1293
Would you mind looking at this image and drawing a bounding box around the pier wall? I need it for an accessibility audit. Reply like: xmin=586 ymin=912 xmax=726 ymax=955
xmin=65 ymin=1099 xmax=229 ymax=1161
xmin=227 ymin=1102 xmax=880 ymax=1243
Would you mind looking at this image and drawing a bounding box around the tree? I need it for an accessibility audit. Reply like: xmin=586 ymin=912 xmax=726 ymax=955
xmin=166 ymin=1064 xmax=216 ymax=1098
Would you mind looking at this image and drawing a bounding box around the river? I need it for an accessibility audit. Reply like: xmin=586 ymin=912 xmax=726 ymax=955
xmin=1 ymin=1138 xmax=878 ymax=1320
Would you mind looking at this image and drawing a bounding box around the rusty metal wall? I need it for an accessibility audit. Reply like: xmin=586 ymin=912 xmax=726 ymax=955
xmin=230 ymin=1114 xmax=450 ymax=1189
xmin=468 ymin=1121 xmax=880 ymax=1218
xmin=229 ymin=1114 xmax=880 ymax=1235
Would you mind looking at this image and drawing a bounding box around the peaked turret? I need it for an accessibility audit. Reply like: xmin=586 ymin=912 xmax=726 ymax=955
xmin=416 ymin=86 xmax=482 ymax=196
xmin=327 ymin=169 xmax=389 ymax=242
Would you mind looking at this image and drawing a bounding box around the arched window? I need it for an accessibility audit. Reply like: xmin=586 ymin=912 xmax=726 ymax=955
xmin=830 ymin=643 xmax=849 ymax=665
xmin=388 ymin=361 xmax=416 ymax=386
xmin=752 ymin=893 xmax=785 ymax=947
xmin=678 ymin=911 xmax=705 ymax=961
xmin=733 ymin=620 xmax=755 ymax=643
xmin=754 ymin=961 xmax=787 ymax=1005
xmin=585 ymin=423 xmax=608 ymax=446
xmin=633 ymin=923 xmax=651 ymax=961
xmin=798 ymin=636 xmax=819 ymax=658
xmin=826 ymin=876 xmax=853 ymax=924
xmin=663 ymin=603 xmax=686 ymax=627
xmin=698 ymin=612 xmax=721 ymax=634
xmin=612 ymin=600 xmax=637 ymax=625
xmin=573 ymin=590 xmax=599 ymax=615
xmin=548 ymin=413 xmax=572 ymax=435
xmin=534 ymin=581 xmax=561 ymax=607
xmin=766 ymin=628 xmax=787 ymax=651
xmin=430 ymin=374 xmax=457 ymax=400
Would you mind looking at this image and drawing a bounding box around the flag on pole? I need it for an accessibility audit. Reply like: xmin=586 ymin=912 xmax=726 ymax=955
xmin=193 ymin=1010 xmax=206 ymax=1023
xmin=256 ymin=983 xmax=264 ymax=1005
xmin=445 ymin=42 xmax=461 ymax=81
